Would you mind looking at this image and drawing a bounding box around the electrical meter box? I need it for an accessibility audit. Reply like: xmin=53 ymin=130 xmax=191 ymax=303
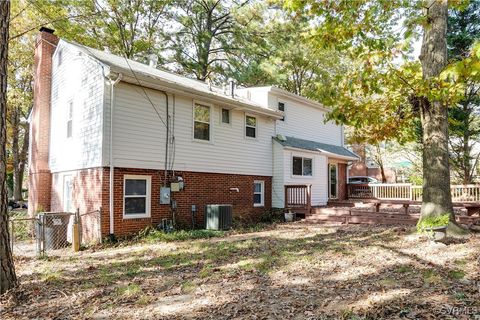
xmin=170 ymin=182 xmax=180 ymax=192
xmin=160 ymin=187 xmax=171 ymax=204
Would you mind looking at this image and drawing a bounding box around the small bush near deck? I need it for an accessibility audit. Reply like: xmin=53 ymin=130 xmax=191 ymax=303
xmin=260 ymin=208 xmax=284 ymax=223
xmin=417 ymin=214 xmax=450 ymax=234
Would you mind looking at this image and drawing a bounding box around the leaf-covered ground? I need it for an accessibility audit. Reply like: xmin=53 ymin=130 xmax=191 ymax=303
xmin=1 ymin=224 xmax=479 ymax=319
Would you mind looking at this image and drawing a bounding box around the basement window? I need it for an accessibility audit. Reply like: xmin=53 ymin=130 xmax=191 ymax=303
xmin=254 ymin=180 xmax=264 ymax=207
xmin=123 ymin=175 xmax=151 ymax=219
xmin=293 ymin=156 xmax=313 ymax=176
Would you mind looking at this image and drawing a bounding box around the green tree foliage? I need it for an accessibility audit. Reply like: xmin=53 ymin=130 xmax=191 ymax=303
xmin=167 ymin=0 xmax=249 ymax=81
xmin=284 ymin=0 xmax=480 ymax=220
xmin=447 ymin=0 xmax=480 ymax=184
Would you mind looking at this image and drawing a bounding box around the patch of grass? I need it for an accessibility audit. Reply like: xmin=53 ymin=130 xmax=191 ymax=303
xmin=448 ymin=270 xmax=465 ymax=280
xmin=454 ymin=259 xmax=467 ymax=266
xmin=423 ymin=269 xmax=443 ymax=285
xmin=99 ymin=266 xmax=116 ymax=285
xmin=41 ymin=268 xmax=62 ymax=284
xmin=142 ymin=229 xmax=225 ymax=243
xmin=199 ymin=264 xmax=212 ymax=278
xmin=181 ymin=280 xmax=196 ymax=293
xmin=454 ymin=292 xmax=467 ymax=301
xmin=255 ymin=255 xmax=277 ymax=274
xmin=417 ymin=214 xmax=450 ymax=233
xmin=378 ymin=277 xmax=397 ymax=287
xmin=116 ymin=283 xmax=142 ymax=298
xmin=396 ymin=265 xmax=413 ymax=274
xmin=153 ymin=254 xmax=194 ymax=269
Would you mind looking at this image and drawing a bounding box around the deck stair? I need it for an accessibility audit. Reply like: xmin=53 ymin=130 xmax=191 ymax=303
xmin=302 ymin=206 xmax=480 ymax=226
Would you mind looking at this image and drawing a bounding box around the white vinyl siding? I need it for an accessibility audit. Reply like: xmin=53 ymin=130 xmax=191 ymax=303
xmin=107 ymin=82 xmax=275 ymax=176
xmin=49 ymin=41 xmax=104 ymax=173
xmin=273 ymin=140 xmax=329 ymax=208
xmin=275 ymin=95 xmax=342 ymax=146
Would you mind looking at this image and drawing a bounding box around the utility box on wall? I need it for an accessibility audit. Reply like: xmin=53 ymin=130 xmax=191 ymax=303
xmin=160 ymin=187 xmax=171 ymax=204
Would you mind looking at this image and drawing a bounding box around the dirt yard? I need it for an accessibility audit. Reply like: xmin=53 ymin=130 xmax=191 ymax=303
xmin=1 ymin=223 xmax=479 ymax=319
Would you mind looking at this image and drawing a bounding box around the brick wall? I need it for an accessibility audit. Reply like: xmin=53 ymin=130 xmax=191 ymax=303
xmin=51 ymin=168 xmax=104 ymax=242
xmin=51 ymin=167 xmax=272 ymax=237
xmin=28 ymin=28 xmax=59 ymax=216
xmin=105 ymin=168 xmax=272 ymax=236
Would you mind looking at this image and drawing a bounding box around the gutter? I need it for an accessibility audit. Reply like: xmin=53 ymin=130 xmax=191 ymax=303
xmin=281 ymin=145 xmax=359 ymax=161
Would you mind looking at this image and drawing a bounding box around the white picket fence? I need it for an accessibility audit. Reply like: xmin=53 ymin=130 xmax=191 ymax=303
xmin=348 ymin=183 xmax=480 ymax=202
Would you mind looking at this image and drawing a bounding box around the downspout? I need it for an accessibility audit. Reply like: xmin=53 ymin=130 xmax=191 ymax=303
xmin=106 ymin=73 xmax=122 ymax=235
xmin=161 ymin=91 xmax=169 ymax=184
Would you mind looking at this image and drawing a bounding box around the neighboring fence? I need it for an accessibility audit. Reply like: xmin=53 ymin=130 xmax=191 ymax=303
xmin=9 ymin=208 xmax=102 ymax=257
xmin=348 ymin=183 xmax=480 ymax=202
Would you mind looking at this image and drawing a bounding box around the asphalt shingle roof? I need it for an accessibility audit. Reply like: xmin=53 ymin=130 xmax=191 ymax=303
xmin=274 ymin=136 xmax=358 ymax=159
xmin=63 ymin=40 xmax=282 ymax=118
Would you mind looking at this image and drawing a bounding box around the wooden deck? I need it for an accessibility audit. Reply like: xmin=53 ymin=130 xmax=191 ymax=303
xmin=302 ymin=206 xmax=480 ymax=226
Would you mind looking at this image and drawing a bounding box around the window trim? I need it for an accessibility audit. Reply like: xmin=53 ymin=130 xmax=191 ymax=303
xmin=245 ymin=113 xmax=257 ymax=139
xmin=292 ymin=156 xmax=314 ymax=177
xmin=192 ymin=101 xmax=213 ymax=142
xmin=123 ymin=175 xmax=151 ymax=219
xmin=253 ymin=180 xmax=265 ymax=207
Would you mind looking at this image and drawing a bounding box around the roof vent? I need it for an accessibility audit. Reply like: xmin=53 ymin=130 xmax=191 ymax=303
xmin=276 ymin=134 xmax=287 ymax=141
xmin=148 ymin=54 xmax=158 ymax=68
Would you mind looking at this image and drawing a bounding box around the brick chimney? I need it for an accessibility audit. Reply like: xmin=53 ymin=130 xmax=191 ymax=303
xmin=28 ymin=27 xmax=59 ymax=216
xmin=349 ymin=144 xmax=368 ymax=177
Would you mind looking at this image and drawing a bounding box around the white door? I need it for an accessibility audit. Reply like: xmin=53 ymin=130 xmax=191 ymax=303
xmin=63 ymin=175 xmax=73 ymax=212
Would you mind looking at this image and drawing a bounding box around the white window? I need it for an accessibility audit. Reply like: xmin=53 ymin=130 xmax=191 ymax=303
xmin=245 ymin=115 xmax=257 ymax=138
xmin=293 ymin=156 xmax=313 ymax=176
xmin=221 ymin=108 xmax=230 ymax=124
xmin=67 ymin=101 xmax=73 ymax=138
xmin=329 ymin=163 xmax=338 ymax=199
xmin=278 ymin=102 xmax=285 ymax=121
xmin=123 ymin=175 xmax=151 ymax=219
xmin=253 ymin=180 xmax=264 ymax=207
xmin=193 ymin=103 xmax=211 ymax=141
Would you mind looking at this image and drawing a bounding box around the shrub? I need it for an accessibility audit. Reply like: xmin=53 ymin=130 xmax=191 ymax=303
xmin=260 ymin=208 xmax=284 ymax=223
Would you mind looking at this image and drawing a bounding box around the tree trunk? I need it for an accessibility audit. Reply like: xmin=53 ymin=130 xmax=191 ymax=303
xmin=12 ymin=123 xmax=28 ymax=201
xmin=0 ymin=0 xmax=17 ymax=294
xmin=418 ymin=0 xmax=454 ymax=219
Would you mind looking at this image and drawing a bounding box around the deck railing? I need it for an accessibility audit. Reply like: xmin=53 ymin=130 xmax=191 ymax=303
xmin=348 ymin=183 xmax=480 ymax=202
xmin=285 ymin=184 xmax=311 ymax=213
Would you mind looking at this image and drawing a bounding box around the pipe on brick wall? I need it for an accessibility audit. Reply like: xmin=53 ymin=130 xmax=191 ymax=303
xmin=105 ymin=71 xmax=122 ymax=235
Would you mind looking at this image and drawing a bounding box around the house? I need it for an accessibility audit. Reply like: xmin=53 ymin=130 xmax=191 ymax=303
xmin=28 ymin=28 xmax=358 ymax=237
